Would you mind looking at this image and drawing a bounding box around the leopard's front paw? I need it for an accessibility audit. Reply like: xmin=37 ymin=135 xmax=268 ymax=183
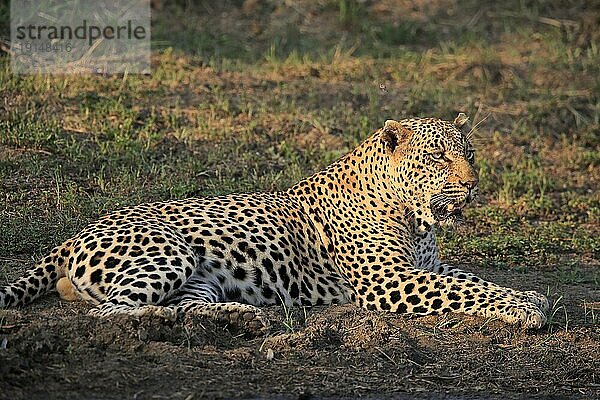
xmin=504 ymin=302 xmax=547 ymax=329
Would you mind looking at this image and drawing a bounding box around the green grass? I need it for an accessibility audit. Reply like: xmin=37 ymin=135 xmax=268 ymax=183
xmin=0 ymin=1 xmax=598 ymax=287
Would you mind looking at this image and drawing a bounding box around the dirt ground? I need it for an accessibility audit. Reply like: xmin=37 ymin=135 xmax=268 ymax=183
xmin=1 ymin=0 xmax=599 ymax=398
xmin=1 ymin=266 xmax=599 ymax=400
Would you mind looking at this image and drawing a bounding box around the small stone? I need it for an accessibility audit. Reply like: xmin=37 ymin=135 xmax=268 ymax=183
xmin=137 ymin=328 xmax=148 ymax=341
xmin=265 ymin=348 xmax=274 ymax=361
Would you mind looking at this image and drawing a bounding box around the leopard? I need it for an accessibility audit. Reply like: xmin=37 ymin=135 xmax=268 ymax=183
xmin=0 ymin=114 xmax=549 ymax=331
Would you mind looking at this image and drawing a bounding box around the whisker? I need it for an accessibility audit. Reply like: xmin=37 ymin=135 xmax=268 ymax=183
xmin=467 ymin=113 xmax=491 ymax=140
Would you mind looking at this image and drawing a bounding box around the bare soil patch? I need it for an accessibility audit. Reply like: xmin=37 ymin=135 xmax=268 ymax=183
xmin=1 ymin=268 xmax=598 ymax=400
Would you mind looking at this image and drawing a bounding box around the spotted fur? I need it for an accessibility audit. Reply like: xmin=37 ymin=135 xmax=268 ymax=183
xmin=0 ymin=115 xmax=549 ymax=330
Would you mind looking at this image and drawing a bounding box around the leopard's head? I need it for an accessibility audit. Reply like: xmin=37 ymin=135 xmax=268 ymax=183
xmin=381 ymin=113 xmax=478 ymax=234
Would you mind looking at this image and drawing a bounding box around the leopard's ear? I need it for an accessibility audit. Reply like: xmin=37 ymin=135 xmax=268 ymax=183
xmin=382 ymin=120 xmax=412 ymax=154
xmin=453 ymin=113 xmax=469 ymax=128
xmin=453 ymin=112 xmax=473 ymax=139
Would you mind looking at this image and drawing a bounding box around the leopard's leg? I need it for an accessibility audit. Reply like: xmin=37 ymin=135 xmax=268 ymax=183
xmin=85 ymin=262 xmax=188 ymax=320
xmin=64 ymin=221 xmax=201 ymax=319
xmin=354 ymin=266 xmax=546 ymax=329
xmin=174 ymin=300 xmax=269 ymax=333
xmin=430 ymin=262 xmax=549 ymax=314
xmin=84 ymin=254 xmax=195 ymax=320
xmin=415 ymin=232 xmax=548 ymax=313
xmin=165 ymin=274 xmax=269 ymax=333
xmin=86 ymin=264 xmax=211 ymax=321
xmin=88 ymin=298 xmax=177 ymax=320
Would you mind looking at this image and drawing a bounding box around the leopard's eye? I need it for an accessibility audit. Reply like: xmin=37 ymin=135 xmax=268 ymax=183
xmin=429 ymin=152 xmax=446 ymax=162
xmin=466 ymin=150 xmax=475 ymax=163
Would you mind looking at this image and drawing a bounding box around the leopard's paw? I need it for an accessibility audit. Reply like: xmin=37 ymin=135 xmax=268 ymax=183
xmin=504 ymin=302 xmax=547 ymax=329
xmin=218 ymin=304 xmax=270 ymax=335
xmin=142 ymin=305 xmax=178 ymax=321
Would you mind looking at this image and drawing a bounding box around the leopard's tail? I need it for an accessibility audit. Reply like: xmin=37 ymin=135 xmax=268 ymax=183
xmin=0 ymin=241 xmax=72 ymax=308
